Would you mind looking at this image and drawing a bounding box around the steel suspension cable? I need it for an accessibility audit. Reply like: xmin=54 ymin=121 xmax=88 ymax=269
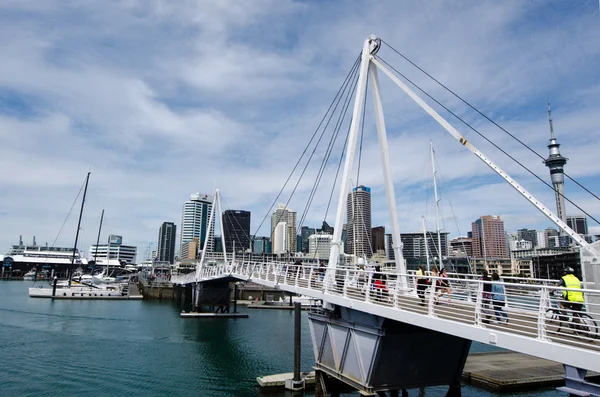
xmin=252 ymin=53 xmax=361 ymax=238
xmin=297 ymin=60 xmax=361 ymax=235
xmin=381 ymin=39 xmax=600 ymax=205
xmin=375 ymin=54 xmax=600 ymax=227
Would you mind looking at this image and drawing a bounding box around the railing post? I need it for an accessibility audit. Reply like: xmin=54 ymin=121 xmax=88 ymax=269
xmin=427 ymin=279 xmax=436 ymax=316
xmin=366 ymin=272 xmax=373 ymax=303
xmin=308 ymin=268 xmax=313 ymax=289
xmin=538 ymin=286 xmax=549 ymax=341
xmin=392 ymin=274 xmax=399 ymax=308
xmin=475 ymin=282 xmax=483 ymax=326
xmin=295 ymin=265 xmax=300 ymax=287
xmin=343 ymin=270 xmax=349 ymax=298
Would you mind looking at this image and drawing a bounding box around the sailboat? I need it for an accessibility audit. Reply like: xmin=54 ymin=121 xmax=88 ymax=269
xmin=29 ymin=173 xmax=125 ymax=298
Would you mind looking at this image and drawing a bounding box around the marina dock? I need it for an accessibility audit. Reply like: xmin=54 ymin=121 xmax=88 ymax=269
xmin=258 ymin=351 xmax=600 ymax=392
xmin=463 ymin=351 xmax=600 ymax=391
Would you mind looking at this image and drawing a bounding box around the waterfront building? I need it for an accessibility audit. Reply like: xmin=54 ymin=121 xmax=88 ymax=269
xmin=308 ymin=233 xmax=333 ymax=259
xmin=567 ymin=215 xmax=588 ymax=235
xmin=180 ymin=238 xmax=199 ymax=260
xmin=372 ymin=226 xmax=385 ymax=254
xmin=270 ymin=204 xmax=297 ymax=253
xmin=471 ymin=215 xmax=508 ymax=259
xmin=383 ymin=232 xmax=448 ymax=262
xmin=180 ymin=193 xmax=214 ymax=257
xmin=449 ymin=237 xmax=472 ymax=257
xmin=222 ymin=210 xmax=251 ymax=253
xmin=347 ymin=185 xmax=372 ymax=258
xmin=509 ymin=239 xmax=533 ymax=251
xmin=157 ymin=222 xmax=176 ymax=264
xmin=89 ymin=235 xmax=137 ymax=264
xmin=2 ymin=236 xmax=87 ymax=276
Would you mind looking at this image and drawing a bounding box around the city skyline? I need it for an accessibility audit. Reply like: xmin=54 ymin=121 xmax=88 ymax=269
xmin=2 ymin=2 xmax=599 ymax=254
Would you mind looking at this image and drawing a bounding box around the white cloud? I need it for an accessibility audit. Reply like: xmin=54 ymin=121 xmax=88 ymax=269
xmin=0 ymin=0 xmax=599 ymax=256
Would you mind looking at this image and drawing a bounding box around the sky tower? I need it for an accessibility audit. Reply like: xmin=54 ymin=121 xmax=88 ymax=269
xmin=544 ymin=103 xmax=568 ymax=230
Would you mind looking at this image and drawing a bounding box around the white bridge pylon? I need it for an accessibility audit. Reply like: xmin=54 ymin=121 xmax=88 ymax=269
xmin=326 ymin=34 xmax=598 ymax=285
xmin=176 ymin=35 xmax=600 ymax=378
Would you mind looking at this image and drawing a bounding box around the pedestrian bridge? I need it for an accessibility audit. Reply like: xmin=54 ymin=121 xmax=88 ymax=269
xmin=172 ymin=261 xmax=600 ymax=375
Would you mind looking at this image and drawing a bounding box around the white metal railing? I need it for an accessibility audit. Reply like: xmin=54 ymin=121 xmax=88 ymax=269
xmin=170 ymin=261 xmax=600 ymax=350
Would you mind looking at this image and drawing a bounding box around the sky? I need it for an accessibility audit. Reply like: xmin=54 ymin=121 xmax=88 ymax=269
xmin=1 ymin=0 xmax=599 ymax=260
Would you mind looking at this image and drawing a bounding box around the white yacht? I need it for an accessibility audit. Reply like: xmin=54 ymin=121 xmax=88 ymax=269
xmin=23 ymin=269 xmax=36 ymax=281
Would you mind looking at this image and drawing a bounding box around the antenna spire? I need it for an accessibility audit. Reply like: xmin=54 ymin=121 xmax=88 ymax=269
xmin=547 ymin=102 xmax=555 ymax=140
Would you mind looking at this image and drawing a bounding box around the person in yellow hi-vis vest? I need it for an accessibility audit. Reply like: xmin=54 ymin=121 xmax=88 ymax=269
xmin=557 ymin=267 xmax=584 ymax=312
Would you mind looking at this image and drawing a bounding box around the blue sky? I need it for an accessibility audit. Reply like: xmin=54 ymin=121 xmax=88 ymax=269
xmin=1 ymin=0 xmax=599 ymax=259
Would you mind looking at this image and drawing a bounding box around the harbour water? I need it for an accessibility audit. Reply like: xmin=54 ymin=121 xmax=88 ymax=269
xmin=0 ymin=281 xmax=562 ymax=397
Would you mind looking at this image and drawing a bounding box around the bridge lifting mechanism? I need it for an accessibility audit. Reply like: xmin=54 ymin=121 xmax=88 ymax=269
xmin=172 ymin=35 xmax=600 ymax=397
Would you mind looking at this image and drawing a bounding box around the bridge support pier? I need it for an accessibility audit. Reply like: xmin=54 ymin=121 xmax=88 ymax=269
xmin=558 ymin=364 xmax=600 ymax=397
xmin=309 ymin=306 xmax=471 ymax=396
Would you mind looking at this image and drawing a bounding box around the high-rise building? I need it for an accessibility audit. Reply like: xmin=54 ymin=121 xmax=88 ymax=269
xmin=273 ymin=221 xmax=288 ymax=254
xmin=545 ymin=227 xmax=560 ymax=248
xmin=517 ymin=228 xmax=538 ymax=248
xmin=471 ymin=215 xmax=508 ymax=259
xmin=544 ymin=104 xmax=568 ymax=227
xmin=157 ymin=222 xmax=177 ymax=264
xmin=308 ymin=233 xmax=333 ymax=259
xmin=371 ymin=226 xmax=385 ymax=254
xmin=536 ymin=231 xmax=547 ymax=248
xmin=346 ymin=185 xmax=372 ymax=258
xmin=252 ymin=236 xmax=270 ymax=254
xmin=271 ymin=204 xmax=297 ymax=253
xmin=222 ymin=210 xmax=251 ymax=253
xmin=567 ymin=215 xmax=588 ymax=235
xmin=300 ymin=226 xmax=316 ymax=253
xmin=180 ymin=193 xmax=214 ymax=256
xmin=399 ymin=232 xmax=449 ymax=260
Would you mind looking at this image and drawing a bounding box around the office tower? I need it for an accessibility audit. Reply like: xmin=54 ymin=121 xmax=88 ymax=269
xmin=222 ymin=210 xmax=251 ymax=253
xmin=544 ymin=104 xmax=568 ymax=227
xmin=449 ymin=237 xmax=473 ymax=257
xmin=371 ymin=226 xmax=385 ymax=254
xmin=180 ymin=193 xmax=214 ymax=256
xmin=517 ymin=228 xmax=538 ymax=248
xmin=157 ymin=222 xmax=177 ymax=264
xmin=536 ymin=231 xmax=547 ymax=248
xmin=309 ymin=233 xmax=333 ymax=259
xmin=400 ymin=232 xmax=449 ymax=260
xmin=471 ymin=215 xmax=508 ymax=259
xmin=347 ymin=185 xmax=372 ymax=258
xmin=545 ymin=227 xmax=560 ymax=248
xmin=567 ymin=215 xmax=588 ymax=235
xmin=301 ymin=226 xmax=316 ymax=253
xmin=271 ymin=204 xmax=297 ymax=253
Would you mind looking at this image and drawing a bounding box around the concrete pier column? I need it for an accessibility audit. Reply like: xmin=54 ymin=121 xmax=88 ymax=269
xmin=233 ymin=283 xmax=238 ymax=313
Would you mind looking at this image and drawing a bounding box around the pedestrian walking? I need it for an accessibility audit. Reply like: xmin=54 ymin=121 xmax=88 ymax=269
xmin=435 ymin=268 xmax=451 ymax=304
xmin=491 ymin=272 xmax=508 ymax=323
xmin=416 ymin=265 xmax=428 ymax=306
xmin=480 ymin=270 xmax=493 ymax=323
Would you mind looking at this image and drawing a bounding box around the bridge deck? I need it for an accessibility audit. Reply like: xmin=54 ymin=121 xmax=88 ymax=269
xmin=171 ymin=262 xmax=600 ymax=372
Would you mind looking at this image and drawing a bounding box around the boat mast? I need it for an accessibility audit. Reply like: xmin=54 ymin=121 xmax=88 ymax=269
xmin=93 ymin=209 xmax=104 ymax=271
xmin=422 ymin=216 xmax=430 ymax=272
xmin=430 ymin=142 xmax=444 ymax=270
xmin=70 ymin=172 xmax=91 ymax=284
